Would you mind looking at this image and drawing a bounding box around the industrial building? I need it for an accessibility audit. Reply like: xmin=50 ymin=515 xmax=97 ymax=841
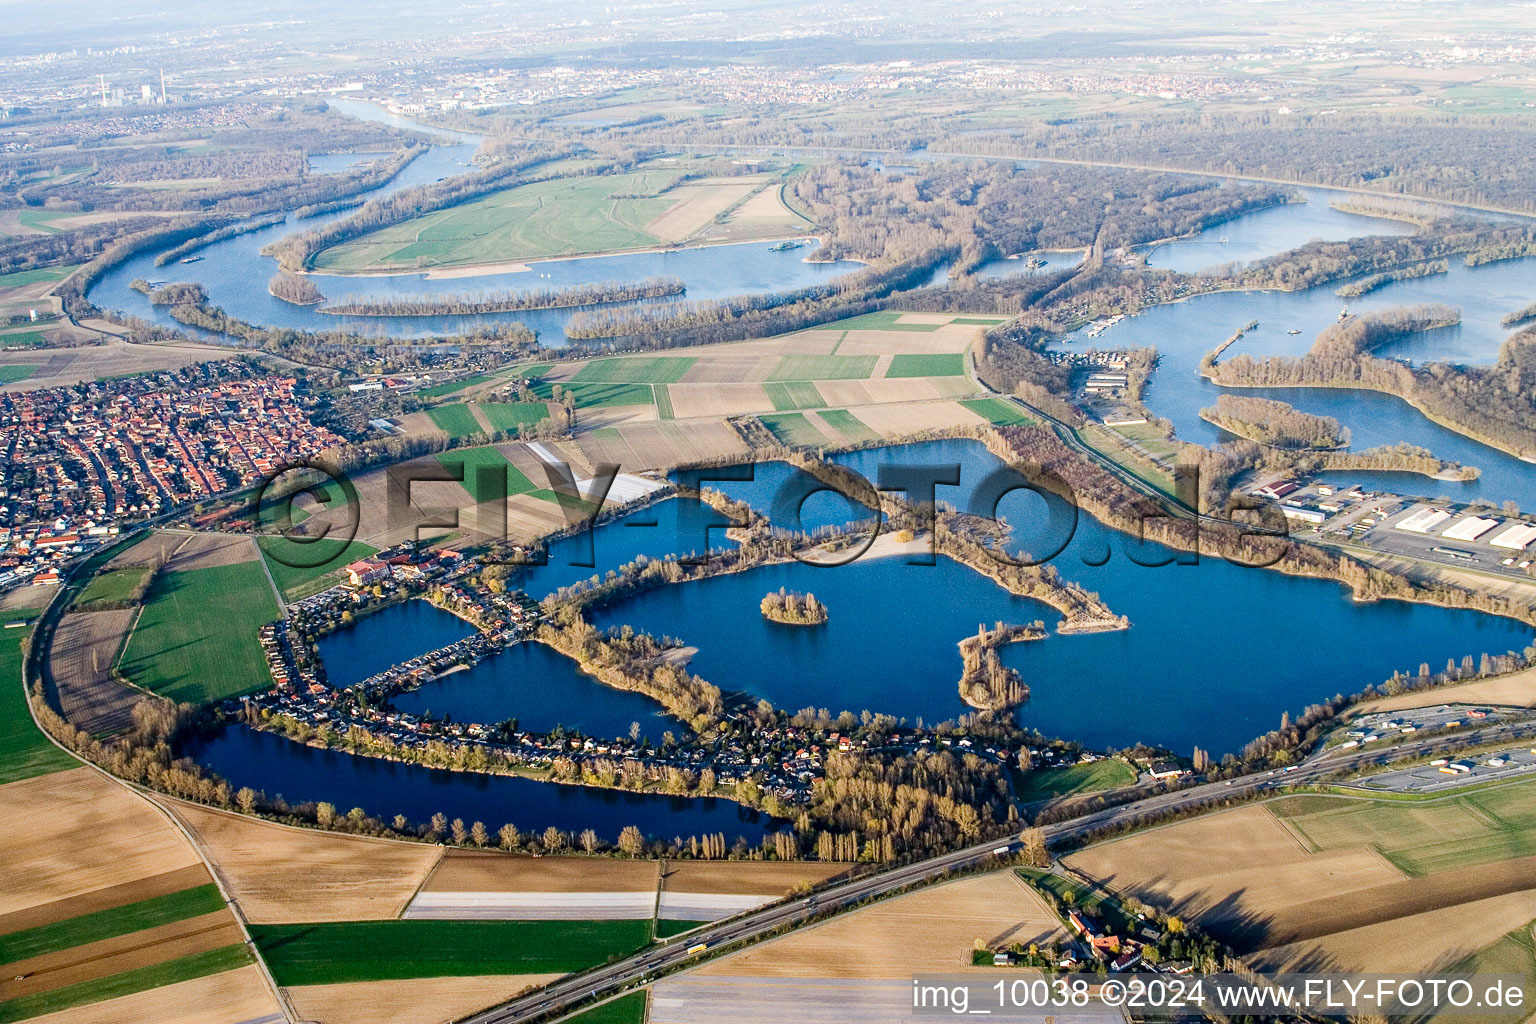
xmin=1441 ymin=516 xmax=1501 ymax=542
xmin=1490 ymin=522 xmax=1536 ymax=551
xmin=1395 ymin=507 xmax=1453 ymax=534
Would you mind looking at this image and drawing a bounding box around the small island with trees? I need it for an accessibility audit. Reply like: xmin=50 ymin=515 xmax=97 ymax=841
xmin=760 ymin=588 xmax=828 ymax=626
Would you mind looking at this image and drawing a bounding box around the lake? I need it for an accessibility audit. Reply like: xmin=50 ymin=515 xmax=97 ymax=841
xmin=316 ymin=599 xmax=475 ymax=689
xmin=392 ymin=640 xmax=679 ymax=743
xmin=183 ymin=725 xmax=777 ymax=841
xmin=592 ymin=440 xmax=1534 ymax=754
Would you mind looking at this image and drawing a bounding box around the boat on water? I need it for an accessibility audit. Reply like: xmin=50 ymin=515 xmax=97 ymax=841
xmin=1338 ymin=307 xmax=1352 ymax=323
xmin=180 ymin=256 xmax=204 ymax=264
xmin=1219 ymin=236 xmax=1229 ymax=244
xmin=1287 ymin=328 xmax=1302 ymax=335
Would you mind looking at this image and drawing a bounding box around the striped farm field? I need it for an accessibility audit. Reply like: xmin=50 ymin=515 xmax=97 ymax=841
xmin=763 ymin=381 xmax=825 ymax=410
xmin=654 ymin=384 xmax=675 ymax=420
xmin=816 ymin=409 xmax=878 ymax=442
xmin=807 ymin=311 xmax=940 ymax=332
xmin=0 ymin=885 xmax=224 ymax=966
xmin=766 ymin=355 xmax=877 ymax=382
xmin=885 ymin=353 xmax=965 ymax=377
xmin=426 ymin=403 xmax=485 ymax=440
xmin=250 ymin=920 xmax=652 ymax=985
xmin=958 ymin=397 xmax=1035 ymax=426
xmin=570 ymin=357 xmax=696 ymax=384
xmin=0 ymin=945 xmax=254 ymax=1023
xmin=437 ymin=446 xmax=538 ymax=503
xmin=758 ymin=412 xmax=831 ymax=448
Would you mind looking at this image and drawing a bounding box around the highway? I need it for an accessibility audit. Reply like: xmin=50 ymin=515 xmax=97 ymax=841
xmin=459 ymin=719 xmax=1536 ymax=1024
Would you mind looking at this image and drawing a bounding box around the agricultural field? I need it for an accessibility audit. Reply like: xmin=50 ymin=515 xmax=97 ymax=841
xmin=0 ymin=765 xmax=278 ymax=1024
xmin=766 ymin=355 xmax=878 ymax=382
xmin=286 ymin=974 xmax=565 ymax=1024
xmin=312 ymin=161 xmax=806 ymax=272
xmin=763 ymin=381 xmax=826 ymax=411
xmin=169 ymin=801 xmax=441 ymax=923
xmin=696 ymin=871 xmax=1062 ymax=980
xmin=0 ymin=338 xmax=248 ymax=393
xmin=479 ymin=401 xmax=552 ymax=433
xmin=426 ymin=403 xmax=486 ymax=440
xmin=117 ymin=560 xmax=280 ymax=703
xmin=46 ymin=609 xmax=142 ymax=736
xmin=1354 ymin=667 xmax=1536 ymax=713
xmin=758 ymin=412 xmax=831 ymax=448
xmin=250 ymin=919 xmax=652 ymax=984
xmin=257 ymin=536 xmax=378 ymax=601
xmin=885 ymin=353 xmax=965 ymax=377
xmin=815 ymin=409 xmax=878 ymax=443
xmin=571 ymin=357 xmax=697 ymax=384
xmin=534 ymin=380 xmax=657 ymax=409
xmin=438 ymin=445 xmax=538 ymax=504
xmin=1013 ymin=758 xmax=1137 ymax=802
xmin=959 ymin=397 xmax=1034 ymax=426
xmin=0 ymin=364 xmax=36 ymax=383
xmin=1271 ymin=784 xmax=1536 ymax=876
xmin=0 ymin=632 xmax=77 ymax=785
xmin=73 ymin=566 xmax=152 ymax=609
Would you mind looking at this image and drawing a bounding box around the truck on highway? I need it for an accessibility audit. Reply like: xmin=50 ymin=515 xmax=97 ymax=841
xmin=686 ymin=942 xmax=709 ymax=955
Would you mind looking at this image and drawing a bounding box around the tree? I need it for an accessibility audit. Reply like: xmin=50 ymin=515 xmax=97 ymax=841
xmin=1019 ymin=827 xmax=1050 ymax=868
xmin=542 ymin=826 xmax=567 ymax=852
xmin=498 ymin=823 xmax=521 ymax=851
xmin=618 ymin=825 xmax=646 ymax=857
xmin=471 ymin=821 xmax=489 ymax=847
xmin=315 ymin=801 xmax=337 ymax=828
xmin=235 ymin=787 xmax=257 ymax=814
xmin=580 ymin=828 xmax=600 ymax=854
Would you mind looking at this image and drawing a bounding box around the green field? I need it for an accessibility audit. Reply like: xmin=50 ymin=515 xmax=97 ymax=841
xmin=1015 ymin=868 xmax=1133 ymax=933
xmin=653 ymin=919 xmax=704 ymax=939
xmin=427 ymin=403 xmax=486 ymax=440
xmin=0 ymin=331 xmax=48 ymax=348
xmin=0 ymin=945 xmax=252 ymax=1024
xmin=527 ymin=488 xmax=601 ymax=516
xmin=570 ymin=357 xmax=697 ymax=384
xmin=0 ymin=265 xmax=78 ymax=288
xmin=763 ymin=381 xmax=826 ymax=410
xmin=960 ymin=397 xmax=1034 ymax=426
xmin=759 ymin=412 xmax=831 ymax=448
xmin=313 ymin=169 xmax=687 ymax=271
xmin=74 ymin=566 xmax=152 ymax=609
xmin=1013 ymin=758 xmax=1137 ymax=802
xmin=0 ymin=631 xmax=77 ymax=785
xmin=767 ymin=355 xmax=878 ymax=382
xmin=250 ymin=920 xmax=652 ymax=985
xmin=817 ymin=408 xmax=878 ymax=442
xmin=886 ymin=353 xmax=965 ymax=377
xmin=807 ymin=311 xmax=941 ymax=332
xmin=0 ymin=364 xmax=37 ymax=383
xmin=1441 ymin=920 xmax=1536 ymax=1024
xmin=565 ymin=992 xmax=649 ymax=1024
xmin=258 ymin=536 xmax=380 ymax=600
xmin=479 ymin=402 xmax=551 ymax=433
xmin=437 ymin=446 xmax=537 ymax=504
xmin=654 ymin=384 xmax=675 ymax=420
xmin=119 ymin=562 xmax=280 ymax=703
xmin=0 ymin=884 xmax=223 ymax=965
xmin=416 ymin=374 xmax=494 ymax=399
xmin=1271 ymin=780 xmax=1536 ymax=876
xmin=532 ymin=381 xmax=655 ymax=408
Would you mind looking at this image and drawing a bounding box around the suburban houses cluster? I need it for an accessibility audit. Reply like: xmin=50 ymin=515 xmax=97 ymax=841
xmin=0 ymin=361 xmax=341 ymax=593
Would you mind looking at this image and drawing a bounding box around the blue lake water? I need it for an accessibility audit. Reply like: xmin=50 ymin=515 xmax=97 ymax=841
xmin=316 ymin=599 xmax=475 ymax=689
xmin=1058 ymin=254 xmax=1536 ymax=510
xmin=392 ymin=640 xmax=678 ymax=742
xmin=183 ymin=724 xmax=775 ymax=840
xmin=594 ymin=440 xmax=1534 ymax=754
xmin=1143 ymin=188 xmax=1419 ymax=274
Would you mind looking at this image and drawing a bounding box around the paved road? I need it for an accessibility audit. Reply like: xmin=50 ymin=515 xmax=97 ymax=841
xmin=461 ymin=724 xmax=1536 ymax=1024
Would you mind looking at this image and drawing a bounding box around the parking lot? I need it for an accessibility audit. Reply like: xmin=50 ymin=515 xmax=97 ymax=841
xmin=1355 ymin=743 xmax=1536 ymax=794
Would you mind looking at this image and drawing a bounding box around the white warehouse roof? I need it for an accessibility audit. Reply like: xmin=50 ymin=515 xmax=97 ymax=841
xmin=1490 ymin=522 xmax=1536 ymax=550
xmin=1442 ymin=516 xmax=1500 ymax=542
xmin=1395 ymin=507 xmax=1453 ymax=534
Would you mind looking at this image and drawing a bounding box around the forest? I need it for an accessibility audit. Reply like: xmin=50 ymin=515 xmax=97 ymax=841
xmin=1199 ymin=395 xmax=1349 ymax=450
xmin=320 ymin=277 xmax=685 ymax=317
